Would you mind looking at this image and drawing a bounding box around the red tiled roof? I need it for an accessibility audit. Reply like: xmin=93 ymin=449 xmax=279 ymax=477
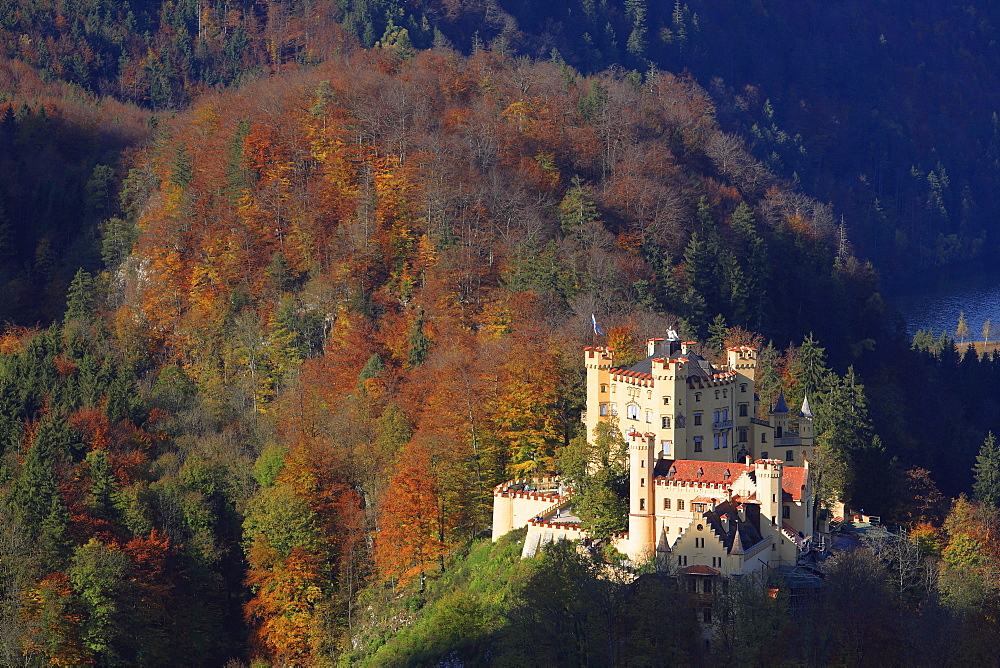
xmin=679 ymin=565 xmax=720 ymax=576
xmin=657 ymin=459 xmax=808 ymax=502
xmin=661 ymin=460 xmax=752 ymax=485
xmin=781 ymin=466 xmax=807 ymax=502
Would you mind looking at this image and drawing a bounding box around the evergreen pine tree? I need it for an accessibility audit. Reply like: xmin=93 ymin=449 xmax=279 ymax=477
xmin=407 ymin=311 xmax=430 ymax=369
xmin=974 ymin=432 xmax=1000 ymax=506
xmin=792 ymin=333 xmax=829 ymax=401
xmin=358 ymin=353 xmax=386 ymax=387
xmin=39 ymin=493 xmax=73 ymax=573
xmin=65 ymin=269 xmax=95 ymax=322
xmin=12 ymin=441 xmax=61 ymax=538
xmin=707 ymin=314 xmax=727 ymax=355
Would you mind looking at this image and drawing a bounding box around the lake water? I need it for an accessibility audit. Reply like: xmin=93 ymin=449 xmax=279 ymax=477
xmin=892 ymin=270 xmax=1000 ymax=339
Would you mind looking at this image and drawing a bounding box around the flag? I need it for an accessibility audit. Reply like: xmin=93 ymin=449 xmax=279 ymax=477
xmin=591 ymin=314 xmax=604 ymax=336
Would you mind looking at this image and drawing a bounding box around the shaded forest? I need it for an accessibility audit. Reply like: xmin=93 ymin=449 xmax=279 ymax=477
xmin=2 ymin=0 xmax=1000 ymax=665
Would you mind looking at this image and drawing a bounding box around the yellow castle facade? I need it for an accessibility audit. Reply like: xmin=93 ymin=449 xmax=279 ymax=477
xmin=584 ymin=337 xmax=814 ymax=466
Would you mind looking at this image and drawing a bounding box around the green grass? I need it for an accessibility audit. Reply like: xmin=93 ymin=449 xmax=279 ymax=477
xmin=343 ymin=529 xmax=534 ymax=667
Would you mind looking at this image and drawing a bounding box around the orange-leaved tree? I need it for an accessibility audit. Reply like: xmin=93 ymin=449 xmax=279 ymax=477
xmin=375 ymin=444 xmax=446 ymax=586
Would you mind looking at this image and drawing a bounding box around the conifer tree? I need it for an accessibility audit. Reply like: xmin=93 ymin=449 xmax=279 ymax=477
xmin=358 ymin=353 xmax=385 ymax=387
xmin=39 ymin=494 xmax=73 ymax=573
xmin=973 ymin=432 xmax=1000 ymax=506
xmin=64 ymin=269 xmax=95 ymax=323
xmin=407 ymin=311 xmax=430 ymax=369
xmin=791 ymin=333 xmax=829 ymax=401
xmin=707 ymin=314 xmax=728 ymax=356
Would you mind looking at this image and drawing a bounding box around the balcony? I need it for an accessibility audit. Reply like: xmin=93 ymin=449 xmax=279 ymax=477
xmin=713 ymin=419 xmax=733 ymax=430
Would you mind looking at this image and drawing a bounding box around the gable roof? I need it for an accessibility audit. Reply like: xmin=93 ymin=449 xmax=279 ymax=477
xmin=703 ymin=500 xmax=764 ymax=555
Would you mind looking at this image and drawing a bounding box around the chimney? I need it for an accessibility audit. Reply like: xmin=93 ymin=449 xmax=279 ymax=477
xmin=647 ymin=338 xmax=665 ymax=358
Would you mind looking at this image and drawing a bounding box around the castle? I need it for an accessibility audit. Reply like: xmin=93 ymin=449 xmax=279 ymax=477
xmin=492 ymin=336 xmax=817 ymax=576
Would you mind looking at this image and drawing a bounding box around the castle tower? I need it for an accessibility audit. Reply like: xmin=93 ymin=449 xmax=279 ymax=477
xmin=770 ymin=391 xmax=790 ymax=438
xmin=755 ymin=459 xmax=783 ymax=529
xmin=491 ymin=487 xmax=514 ymax=541
xmin=627 ymin=431 xmax=657 ymax=562
xmin=583 ymin=346 xmax=615 ymax=444
xmin=797 ymin=395 xmax=814 ymax=445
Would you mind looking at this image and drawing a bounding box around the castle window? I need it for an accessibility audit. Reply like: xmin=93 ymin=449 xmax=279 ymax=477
xmin=761 ymin=432 xmax=767 ymax=443
xmin=695 ymin=392 xmax=702 ymax=402
xmin=678 ymin=499 xmax=685 ymax=510
xmin=693 ymin=437 xmax=703 ymax=453
xmin=640 ymin=478 xmax=645 ymax=487
xmin=663 ymin=396 xmax=670 ymax=405
xmin=600 ymin=383 xmax=608 ymax=393
xmin=714 ymin=410 xmax=720 ymax=423
xmin=723 ymin=389 xmax=728 ymax=398
xmin=740 ymin=383 xmax=747 ymax=393
xmin=739 ymin=404 xmax=748 ymax=417
xmin=648 ymin=390 xmax=652 ymax=399
xmin=611 ymin=384 xmax=616 ymax=393
xmin=639 ymin=498 xmax=646 ymax=510
xmin=722 ymin=409 xmax=728 ymax=421
xmin=776 ymin=426 xmax=783 ymax=438
xmin=722 ymin=433 xmax=728 ymax=448
xmin=704 ymin=577 xmax=714 ymax=593
xmin=738 ymin=427 xmax=748 ymax=442
xmin=678 ymin=415 xmax=685 ymax=427
xmin=611 ymin=403 xmax=618 ymax=416
xmin=694 ymin=413 xmax=703 ymax=426
xmin=662 ymin=416 xmax=671 ymax=429
xmin=783 ymin=505 xmax=790 ymax=519
xmin=714 ymin=434 xmax=720 ymax=449
xmin=661 ymin=440 xmax=672 ymax=457
xmin=664 ymin=498 xmax=671 ymax=510
xmin=715 ymin=390 xmax=720 ymax=400
xmin=786 ymin=450 xmax=794 ymax=461
xmin=693 ymin=503 xmax=706 ymax=513
xmin=761 ymin=451 xmax=768 ymax=459
xmin=599 ymin=403 xmax=609 ymax=416
xmin=640 ymin=460 xmax=645 ymax=468
xmin=724 ymin=469 xmax=731 ymax=480
xmin=646 ymin=410 xmax=652 ymax=423
xmin=627 ymin=404 xmax=639 ymax=420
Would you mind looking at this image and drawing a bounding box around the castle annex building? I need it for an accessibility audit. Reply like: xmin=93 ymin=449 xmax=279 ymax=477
xmin=492 ymin=338 xmax=818 ymax=575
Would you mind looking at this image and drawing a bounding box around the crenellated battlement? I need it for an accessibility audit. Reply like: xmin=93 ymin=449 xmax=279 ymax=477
xmin=654 ymin=479 xmax=730 ymax=491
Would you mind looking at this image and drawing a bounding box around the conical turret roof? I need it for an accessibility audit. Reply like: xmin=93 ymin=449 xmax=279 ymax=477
xmin=799 ymin=394 xmax=813 ymax=418
xmin=773 ymin=391 xmax=789 ymax=413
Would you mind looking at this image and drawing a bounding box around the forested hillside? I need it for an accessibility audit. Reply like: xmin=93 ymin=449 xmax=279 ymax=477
xmin=4 ymin=0 xmax=1000 ymax=664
